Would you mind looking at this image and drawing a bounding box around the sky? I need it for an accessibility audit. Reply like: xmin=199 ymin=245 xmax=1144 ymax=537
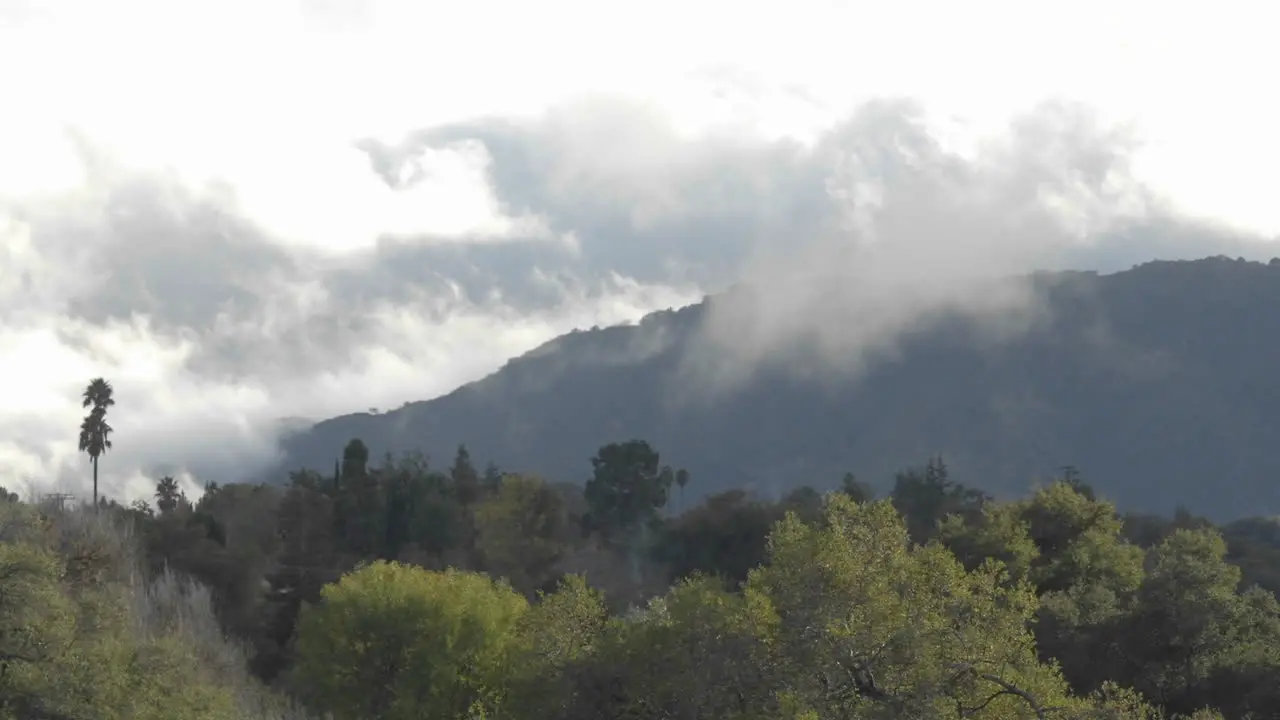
xmin=1 ymin=0 xmax=1278 ymax=504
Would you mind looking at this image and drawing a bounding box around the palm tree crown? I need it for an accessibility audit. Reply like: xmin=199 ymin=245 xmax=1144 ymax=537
xmin=155 ymin=475 xmax=181 ymax=514
xmin=82 ymin=378 xmax=115 ymax=410
xmin=77 ymin=410 xmax=114 ymax=458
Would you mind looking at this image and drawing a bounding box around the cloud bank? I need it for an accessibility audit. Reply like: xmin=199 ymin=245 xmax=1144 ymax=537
xmin=375 ymin=96 xmax=1272 ymax=395
xmin=2 ymin=1 xmax=1277 ymax=504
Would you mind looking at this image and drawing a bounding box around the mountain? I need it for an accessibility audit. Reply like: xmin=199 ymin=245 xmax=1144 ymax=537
xmin=272 ymin=256 xmax=1280 ymax=521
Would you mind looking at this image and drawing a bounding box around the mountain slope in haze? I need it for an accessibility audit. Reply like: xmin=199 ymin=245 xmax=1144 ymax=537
xmin=274 ymin=256 xmax=1280 ymax=521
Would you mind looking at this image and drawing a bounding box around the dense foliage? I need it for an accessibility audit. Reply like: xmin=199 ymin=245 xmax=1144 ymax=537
xmin=0 ymin=494 xmax=305 ymax=719
xmin=16 ymin=434 xmax=1280 ymax=718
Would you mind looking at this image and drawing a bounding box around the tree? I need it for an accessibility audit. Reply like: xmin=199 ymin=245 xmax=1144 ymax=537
xmin=508 ymin=574 xmax=609 ymax=717
xmin=257 ymin=473 xmax=340 ymax=681
xmin=474 ymin=474 xmax=569 ymax=596
xmin=937 ymin=481 xmax=1146 ymax=694
xmin=1059 ymin=465 xmax=1097 ymax=500
xmin=890 ymin=455 xmax=987 ymax=543
xmin=483 ymin=461 xmax=504 ymax=494
xmin=582 ymin=440 xmax=674 ymax=540
xmin=451 ymin=444 xmax=482 ymax=506
xmin=651 ymin=489 xmax=782 ymax=587
xmin=675 ymin=468 xmax=690 ymax=513
xmin=155 ymin=475 xmax=182 ymax=514
xmin=839 ymin=472 xmax=873 ymax=503
xmin=334 ymin=438 xmax=383 ymax=557
xmin=747 ymin=494 xmax=1091 ymax=717
xmin=555 ymin=574 xmax=777 ymax=720
xmin=1123 ymin=529 xmax=1249 ymax=713
xmin=293 ymin=562 xmax=528 ymax=720
xmin=78 ymin=377 xmax=115 ymax=512
xmin=339 ymin=438 xmax=369 ymax=479
xmin=0 ymin=540 xmax=79 ymax=712
xmin=1018 ymin=482 xmax=1144 ymax=596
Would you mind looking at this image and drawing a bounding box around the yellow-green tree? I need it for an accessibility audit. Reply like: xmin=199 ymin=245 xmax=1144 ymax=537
xmin=939 ymin=482 xmax=1149 ymax=694
xmin=745 ymin=494 xmax=1138 ymax=718
xmin=508 ymin=493 xmax=1168 ymax=719
xmin=0 ymin=540 xmax=79 ymax=717
xmin=294 ymin=561 xmax=528 ymax=720
xmin=606 ymin=575 xmax=778 ymax=720
xmin=1122 ymin=528 xmax=1258 ymax=714
xmin=506 ymin=574 xmax=608 ymax=718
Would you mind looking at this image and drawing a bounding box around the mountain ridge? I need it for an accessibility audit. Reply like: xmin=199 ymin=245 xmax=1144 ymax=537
xmin=271 ymin=256 xmax=1280 ymax=520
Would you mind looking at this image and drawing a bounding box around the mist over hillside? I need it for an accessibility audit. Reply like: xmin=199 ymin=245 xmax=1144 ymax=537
xmin=272 ymin=255 xmax=1280 ymax=521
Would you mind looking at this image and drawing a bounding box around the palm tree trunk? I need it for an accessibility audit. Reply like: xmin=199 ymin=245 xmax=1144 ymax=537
xmin=92 ymin=457 xmax=98 ymax=513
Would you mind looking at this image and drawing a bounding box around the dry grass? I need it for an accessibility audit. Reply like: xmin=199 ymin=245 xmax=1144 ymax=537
xmin=133 ymin=567 xmax=314 ymax=720
xmin=21 ymin=501 xmax=317 ymax=720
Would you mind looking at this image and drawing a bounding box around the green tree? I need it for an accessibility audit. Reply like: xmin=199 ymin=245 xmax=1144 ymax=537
xmin=0 ymin=540 xmax=78 ymax=715
xmin=747 ymin=494 xmax=1090 ymax=718
xmin=402 ymin=464 xmax=466 ymax=563
xmin=1125 ymin=529 xmax=1247 ymax=713
xmin=556 ymin=575 xmax=777 ymax=720
xmin=508 ymin=575 xmax=608 ymax=717
xmin=937 ymin=502 xmax=1039 ymax=584
xmin=381 ymin=456 xmax=418 ymax=561
xmin=78 ymin=377 xmax=115 ymax=512
xmin=778 ymin=486 xmax=825 ymax=525
xmin=651 ymin=489 xmax=782 ymax=587
xmin=839 ymin=472 xmax=873 ymax=504
xmin=890 ymin=456 xmax=987 ymax=543
xmin=334 ymin=438 xmax=384 ymax=557
xmin=294 ymin=561 xmax=528 ymax=720
xmin=474 ymin=473 xmax=569 ymax=596
xmin=451 ymin=443 xmax=482 ymax=506
xmin=340 ymin=438 xmax=369 ymax=478
xmin=256 ymin=470 xmax=341 ymax=681
xmin=938 ymin=481 xmax=1146 ymax=694
xmin=582 ymin=440 xmax=673 ymax=540
xmin=943 ymin=481 xmax=1145 ymax=596
xmin=483 ymin=461 xmax=504 ymax=495
xmin=1059 ymin=465 xmax=1096 ymax=500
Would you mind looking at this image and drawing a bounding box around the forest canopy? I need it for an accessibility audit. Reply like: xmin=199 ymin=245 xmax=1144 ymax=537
xmin=10 ymin=435 xmax=1280 ymax=718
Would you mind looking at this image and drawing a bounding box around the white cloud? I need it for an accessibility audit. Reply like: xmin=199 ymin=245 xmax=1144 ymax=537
xmin=2 ymin=0 xmax=1279 ymax=504
xmin=0 ymin=278 xmax=700 ymax=504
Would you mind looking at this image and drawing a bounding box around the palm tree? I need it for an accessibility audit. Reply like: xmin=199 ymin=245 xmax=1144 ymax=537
xmin=82 ymin=378 xmax=115 ymax=412
xmin=78 ymin=378 xmax=115 ymax=512
xmin=155 ymin=475 xmax=181 ymax=514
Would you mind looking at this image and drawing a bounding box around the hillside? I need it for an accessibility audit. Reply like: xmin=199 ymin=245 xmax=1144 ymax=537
xmin=272 ymin=256 xmax=1280 ymax=520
